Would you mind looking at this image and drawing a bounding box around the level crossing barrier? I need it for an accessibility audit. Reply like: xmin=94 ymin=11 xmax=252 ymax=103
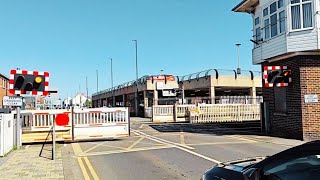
xmin=19 ymin=107 xmax=129 ymax=143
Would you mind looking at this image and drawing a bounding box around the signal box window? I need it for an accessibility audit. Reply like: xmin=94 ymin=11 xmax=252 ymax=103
xmin=274 ymin=87 xmax=287 ymax=113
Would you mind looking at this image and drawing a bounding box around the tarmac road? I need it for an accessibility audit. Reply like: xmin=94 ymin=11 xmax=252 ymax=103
xmin=63 ymin=117 xmax=302 ymax=180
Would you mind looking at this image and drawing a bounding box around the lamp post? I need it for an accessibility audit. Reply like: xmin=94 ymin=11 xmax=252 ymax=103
xmin=96 ymin=70 xmax=99 ymax=93
xmin=132 ymin=40 xmax=139 ymax=116
xmin=236 ymin=43 xmax=241 ymax=75
xmin=110 ymin=58 xmax=114 ymax=107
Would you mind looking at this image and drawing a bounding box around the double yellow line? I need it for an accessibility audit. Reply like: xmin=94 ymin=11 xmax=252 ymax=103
xmin=72 ymin=143 xmax=100 ymax=180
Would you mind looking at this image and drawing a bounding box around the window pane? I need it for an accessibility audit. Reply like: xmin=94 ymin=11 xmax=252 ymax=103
xmin=256 ymin=27 xmax=261 ymax=40
xmin=279 ymin=11 xmax=286 ymax=33
xmin=278 ymin=0 xmax=284 ymax=8
xmin=291 ymin=0 xmax=300 ymax=4
xmin=270 ymin=2 xmax=277 ymax=14
xmin=303 ymin=3 xmax=312 ymax=28
xmin=263 ymin=8 xmax=269 ymax=16
xmin=265 ymin=19 xmax=270 ymax=39
xmin=291 ymin=5 xmax=301 ymax=29
xmin=255 ymin=17 xmax=260 ymax=25
xmin=271 ymin=14 xmax=278 ymax=37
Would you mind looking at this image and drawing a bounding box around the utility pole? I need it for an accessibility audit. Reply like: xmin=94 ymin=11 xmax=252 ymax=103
xmin=132 ymin=40 xmax=139 ymax=116
xmin=110 ymin=58 xmax=114 ymax=107
xmin=86 ymin=76 xmax=88 ymax=107
xmin=236 ymin=43 xmax=241 ymax=75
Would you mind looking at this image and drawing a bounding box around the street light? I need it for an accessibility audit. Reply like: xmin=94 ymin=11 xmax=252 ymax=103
xmin=235 ymin=43 xmax=241 ymax=75
xmin=110 ymin=58 xmax=114 ymax=107
xmin=132 ymin=40 xmax=139 ymax=116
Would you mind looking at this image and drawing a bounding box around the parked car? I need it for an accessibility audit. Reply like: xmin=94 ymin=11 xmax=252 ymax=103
xmin=202 ymin=140 xmax=320 ymax=180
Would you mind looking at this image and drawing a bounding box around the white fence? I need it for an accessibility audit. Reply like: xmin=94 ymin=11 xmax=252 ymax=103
xmin=175 ymin=104 xmax=196 ymax=122
xmin=20 ymin=107 xmax=130 ymax=143
xmin=190 ymin=104 xmax=260 ymax=123
xmin=0 ymin=114 xmax=15 ymax=157
xmin=150 ymin=104 xmax=260 ymax=123
xmin=152 ymin=105 xmax=174 ymax=122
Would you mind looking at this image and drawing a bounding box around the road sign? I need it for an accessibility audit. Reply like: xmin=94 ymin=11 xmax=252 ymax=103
xmin=55 ymin=114 xmax=69 ymax=126
xmin=304 ymin=95 xmax=318 ymax=103
xmin=2 ymin=96 xmax=22 ymax=106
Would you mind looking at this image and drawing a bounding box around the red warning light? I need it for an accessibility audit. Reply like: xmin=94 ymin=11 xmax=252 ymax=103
xmin=55 ymin=114 xmax=69 ymax=126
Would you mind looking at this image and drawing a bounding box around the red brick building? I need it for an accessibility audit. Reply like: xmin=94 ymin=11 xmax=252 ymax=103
xmin=0 ymin=73 xmax=9 ymax=107
xmin=233 ymin=0 xmax=320 ymax=140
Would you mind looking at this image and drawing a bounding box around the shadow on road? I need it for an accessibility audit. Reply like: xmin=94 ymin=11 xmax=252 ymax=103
xmin=148 ymin=121 xmax=264 ymax=136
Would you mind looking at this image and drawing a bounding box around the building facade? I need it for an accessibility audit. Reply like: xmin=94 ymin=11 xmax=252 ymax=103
xmin=233 ymin=0 xmax=320 ymax=140
xmin=0 ymin=73 xmax=9 ymax=107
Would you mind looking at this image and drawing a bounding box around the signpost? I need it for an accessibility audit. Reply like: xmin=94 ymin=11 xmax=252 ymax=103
xmin=2 ymin=96 xmax=22 ymax=106
xmin=3 ymin=96 xmax=23 ymax=147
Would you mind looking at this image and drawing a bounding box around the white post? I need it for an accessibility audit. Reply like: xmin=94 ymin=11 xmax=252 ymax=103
xmin=16 ymin=106 xmax=22 ymax=148
xmin=52 ymin=118 xmax=56 ymax=160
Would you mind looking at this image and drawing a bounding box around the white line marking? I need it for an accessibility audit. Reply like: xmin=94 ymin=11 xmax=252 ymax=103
xmin=133 ymin=130 xmax=221 ymax=164
xmin=135 ymin=130 xmax=195 ymax=150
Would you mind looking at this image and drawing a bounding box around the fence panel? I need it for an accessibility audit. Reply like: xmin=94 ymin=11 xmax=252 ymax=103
xmin=0 ymin=114 xmax=15 ymax=157
xmin=190 ymin=104 xmax=260 ymax=123
xmin=152 ymin=105 xmax=174 ymax=122
xmin=176 ymin=104 xmax=196 ymax=122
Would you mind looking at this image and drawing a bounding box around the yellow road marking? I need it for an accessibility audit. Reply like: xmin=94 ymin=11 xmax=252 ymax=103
xmin=79 ymin=145 xmax=174 ymax=157
xmin=72 ymin=143 xmax=99 ymax=180
xmin=226 ymin=135 xmax=258 ymax=143
xmin=127 ymin=136 xmax=145 ymax=149
xmin=85 ymin=143 xmax=128 ymax=151
xmin=134 ymin=131 xmax=195 ymax=150
xmin=83 ymin=157 xmax=100 ymax=180
xmin=77 ymin=157 xmax=90 ymax=180
xmin=186 ymin=141 xmax=256 ymax=146
xmin=134 ymin=130 xmax=222 ymax=164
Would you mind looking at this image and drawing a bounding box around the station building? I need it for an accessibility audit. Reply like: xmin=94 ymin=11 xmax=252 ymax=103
xmin=92 ymin=69 xmax=262 ymax=117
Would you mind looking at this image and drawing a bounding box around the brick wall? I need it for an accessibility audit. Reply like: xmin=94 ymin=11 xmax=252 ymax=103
xmin=0 ymin=75 xmax=9 ymax=107
xmin=262 ymin=56 xmax=320 ymax=140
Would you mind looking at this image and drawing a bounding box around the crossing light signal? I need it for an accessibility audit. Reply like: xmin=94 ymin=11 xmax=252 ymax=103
xmin=9 ymin=70 xmax=49 ymax=95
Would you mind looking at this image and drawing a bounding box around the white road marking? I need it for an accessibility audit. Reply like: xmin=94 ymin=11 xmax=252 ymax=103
xmin=134 ymin=130 xmax=195 ymax=150
xmin=133 ymin=130 xmax=222 ymax=164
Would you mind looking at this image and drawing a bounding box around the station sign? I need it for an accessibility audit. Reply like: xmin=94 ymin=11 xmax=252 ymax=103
xmin=2 ymin=96 xmax=23 ymax=106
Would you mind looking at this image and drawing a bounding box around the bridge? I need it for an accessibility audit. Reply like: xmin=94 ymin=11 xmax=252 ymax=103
xmin=92 ymin=69 xmax=262 ymax=117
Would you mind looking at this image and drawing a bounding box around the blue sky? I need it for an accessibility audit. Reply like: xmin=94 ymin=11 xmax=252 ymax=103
xmin=0 ymin=0 xmax=256 ymax=98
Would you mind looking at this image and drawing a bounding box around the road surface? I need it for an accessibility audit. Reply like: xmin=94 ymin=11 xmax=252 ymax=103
xmin=62 ymin=118 xmax=298 ymax=180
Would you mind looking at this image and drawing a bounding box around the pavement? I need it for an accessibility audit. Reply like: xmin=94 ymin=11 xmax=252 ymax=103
xmin=0 ymin=117 xmax=305 ymax=180
xmin=0 ymin=144 xmax=64 ymax=179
